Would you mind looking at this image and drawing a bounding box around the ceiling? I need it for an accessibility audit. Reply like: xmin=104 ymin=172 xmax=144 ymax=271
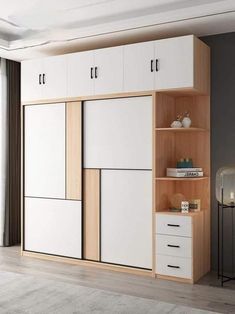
xmin=0 ymin=0 xmax=234 ymax=61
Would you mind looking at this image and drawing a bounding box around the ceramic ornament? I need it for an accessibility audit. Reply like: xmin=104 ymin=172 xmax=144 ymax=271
xmin=182 ymin=111 xmax=192 ymax=128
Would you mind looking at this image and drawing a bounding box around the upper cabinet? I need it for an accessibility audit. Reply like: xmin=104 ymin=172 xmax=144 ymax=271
xmin=124 ymin=35 xmax=209 ymax=94
xmin=21 ymin=35 xmax=210 ymax=103
xmin=67 ymin=51 xmax=94 ymax=97
xmin=67 ymin=46 xmax=123 ymax=97
xmin=124 ymin=41 xmax=155 ymax=92
xmin=155 ymin=36 xmax=194 ymax=90
xmin=21 ymin=55 xmax=67 ymax=102
xmin=93 ymin=46 xmax=123 ymax=95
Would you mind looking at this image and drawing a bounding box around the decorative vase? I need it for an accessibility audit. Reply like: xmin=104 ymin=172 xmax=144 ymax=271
xmin=171 ymin=115 xmax=182 ymax=128
xmin=182 ymin=112 xmax=191 ymax=128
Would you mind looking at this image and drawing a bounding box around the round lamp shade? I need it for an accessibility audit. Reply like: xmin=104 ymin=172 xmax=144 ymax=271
xmin=216 ymin=167 xmax=235 ymax=205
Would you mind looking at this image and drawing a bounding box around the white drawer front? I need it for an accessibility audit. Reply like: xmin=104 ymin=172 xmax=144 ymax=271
xmin=156 ymin=234 xmax=192 ymax=258
xmin=156 ymin=214 xmax=192 ymax=237
xmin=156 ymin=255 xmax=192 ymax=279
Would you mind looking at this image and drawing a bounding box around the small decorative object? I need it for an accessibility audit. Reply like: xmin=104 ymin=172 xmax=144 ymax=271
xmin=182 ymin=111 xmax=192 ymax=128
xmin=169 ymin=193 xmax=185 ymax=212
xmin=189 ymin=199 xmax=201 ymax=212
xmin=171 ymin=115 xmax=182 ymax=128
xmin=177 ymin=158 xmax=193 ymax=168
xmin=181 ymin=201 xmax=189 ymax=213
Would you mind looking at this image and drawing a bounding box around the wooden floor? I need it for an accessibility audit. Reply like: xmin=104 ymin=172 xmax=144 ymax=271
xmin=0 ymin=246 xmax=234 ymax=314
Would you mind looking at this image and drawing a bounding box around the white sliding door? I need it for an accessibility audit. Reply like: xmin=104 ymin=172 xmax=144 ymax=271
xmin=101 ymin=170 xmax=152 ymax=269
xmin=24 ymin=197 xmax=82 ymax=258
xmin=24 ymin=103 xmax=65 ymax=199
xmin=84 ymin=96 xmax=152 ymax=169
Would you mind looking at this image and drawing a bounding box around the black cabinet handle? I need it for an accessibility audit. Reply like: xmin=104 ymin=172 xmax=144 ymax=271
xmin=90 ymin=67 xmax=93 ymax=79
xmin=167 ymin=264 xmax=180 ymax=269
xmin=39 ymin=74 xmax=42 ymax=85
xmin=156 ymin=59 xmax=159 ymax=71
xmin=151 ymin=60 xmax=154 ymax=72
xmin=167 ymin=244 xmax=180 ymax=248
xmin=95 ymin=66 xmax=98 ymax=78
xmin=42 ymin=74 xmax=45 ymax=84
xmin=167 ymin=224 xmax=180 ymax=227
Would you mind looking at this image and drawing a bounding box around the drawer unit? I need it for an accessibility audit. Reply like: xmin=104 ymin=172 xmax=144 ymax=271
xmin=156 ymin=234 xmax=192 ymax=258
xmin=156 ymin=214 xmax=192 ymax=237
xmin=156 ymin=255 xmax=192 ymax=279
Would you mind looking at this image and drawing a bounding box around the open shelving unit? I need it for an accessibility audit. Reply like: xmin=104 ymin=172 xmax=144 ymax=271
xmin=152 ymin=92 xmax=211 ymax=281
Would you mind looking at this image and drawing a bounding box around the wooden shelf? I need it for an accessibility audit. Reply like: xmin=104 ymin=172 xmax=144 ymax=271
xmin=155 ymin=177 xmax=209 ymax=181
xmin=155 ymin=127 xmax=208 ymax=132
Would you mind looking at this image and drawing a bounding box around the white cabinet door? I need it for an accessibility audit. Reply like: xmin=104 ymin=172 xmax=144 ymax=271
xmin=67 ymin=51 xmax=94 ymax=97
xmin=42 ymin=55 xmax=67 ymax=99
xmin=84 ymin=96 xmax=152 ymax=169
xmin=155 ymin=35 xmax=194 ymax=90
xmin=24 ymin=103 xmax=65 ymax=199
xmin=24 ymin=197 xmax=82 ymax=258
xmin=101 ymin=170 xmax=152 ymax=269
xmin=21 ymin=59 xmax=42 ymax=102
xmin=124 ymin=41 xmax=155 ymax=92
xmin=94 ymin=46 xmax=123 ymax=95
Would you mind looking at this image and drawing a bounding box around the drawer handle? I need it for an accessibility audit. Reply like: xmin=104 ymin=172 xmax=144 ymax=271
xmin=167 ymin=244 xmax=180 ymax=248
xmin=95 ymin=66 xmax=98 ymax=78
xmin=167 ymin=224 xmax=180 ymax=227
xmin=39 ymin=74 xmax=42 ymax=85
xmin=167 ymin=264 xmax=180 ymax=269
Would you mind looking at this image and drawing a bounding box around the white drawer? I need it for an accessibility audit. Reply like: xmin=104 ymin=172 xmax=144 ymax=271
xmin=156 ymin=214 xmax=192 ymax=237
xmin=156 ymin=234 xmax=192 ymax=258
xmin=156 ymin=255 xmax=192 ymax=279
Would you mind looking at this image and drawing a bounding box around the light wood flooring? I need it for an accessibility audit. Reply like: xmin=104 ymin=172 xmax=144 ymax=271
xmin=0 ymin=246 xmax=234 ymax=314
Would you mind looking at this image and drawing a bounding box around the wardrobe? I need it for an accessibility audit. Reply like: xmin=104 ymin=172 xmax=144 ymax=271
xmin=21 ymin=35 xmax=210 ymax=283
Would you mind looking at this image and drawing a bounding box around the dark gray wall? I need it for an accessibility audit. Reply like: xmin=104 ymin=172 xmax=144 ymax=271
xmin=201 ymin=32 xmax=235 ymax=272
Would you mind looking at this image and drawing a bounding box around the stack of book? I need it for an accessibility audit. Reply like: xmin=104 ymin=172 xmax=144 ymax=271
xmin=167 ymin=167 xmax=203 ymax=178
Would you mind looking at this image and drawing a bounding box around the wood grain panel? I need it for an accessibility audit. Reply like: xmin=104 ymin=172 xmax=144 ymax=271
xmin=66 ymin=101 xmax=82 ymax=200
xmin=83 ymin=169 xmax=100 ymax=261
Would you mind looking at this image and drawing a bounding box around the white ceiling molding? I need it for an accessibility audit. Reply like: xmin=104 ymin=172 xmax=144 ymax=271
xmin=0 ymin=0 xmax=234 ymax=61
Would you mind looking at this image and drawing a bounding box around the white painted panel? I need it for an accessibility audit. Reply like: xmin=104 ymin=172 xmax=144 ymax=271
xmin=101 ymin=170 xmax=152 ymax=269
xmin=155 ymin=35 xmax=194 ymax=90
xmin=94 ymin=46 xmax=123 ymax=95
xmin=42 ymin=55 xmax=67 ymax=99
xmin=67 ymin=51 xmax=94 ymax=97
xmin=21 ymin=59 xmax=42 ymax=102
xmin=156 ymin=234 xmax=192 ymax=258
xmin=24 ymin=103 xmax=65 ymax=198
xmin=84 ymin=96 xmax=152 ymax=169
xmin=24 ymin=197 xmax=81 ymax=258
xmin=124 ymin=41 xmax=155 ymax=92
xmin=156 ymin=214 xmax=192 ymax=237
xmin=156 ymin=255 xmax=192 ymax=279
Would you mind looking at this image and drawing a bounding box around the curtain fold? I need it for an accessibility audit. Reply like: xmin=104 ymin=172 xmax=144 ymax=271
xmin=0 ymin=58 xmax=21 ymax=246
xmin=0 ymin=59 xmax=8 ymax=246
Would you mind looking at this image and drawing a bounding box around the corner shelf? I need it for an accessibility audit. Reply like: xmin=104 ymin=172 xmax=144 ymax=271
xmin=155 ymin=127 xmax=208 ymax=132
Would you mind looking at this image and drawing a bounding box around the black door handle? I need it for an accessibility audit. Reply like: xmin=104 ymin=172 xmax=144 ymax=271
xmin=167 ymin=244 xmax=180 ymax=248
xmin=95 ymin=66 xmax=98 ymax=78
xmin=167 ymin=224 xmax=180 ymax=227
xmin=156 ymin=59 xmax=159 ymax=71
xmin=42 ymin=74 xmax=45 ymax=84
xmin=90 ymin=67 xmax=93 ymax=79
xmin=151 ymin=60 xmax=154 ymax=72
xmin=167 ymin=265 xmax=180 ymax=269
xmin=39 ymin=74 xmax=42 ymax=85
